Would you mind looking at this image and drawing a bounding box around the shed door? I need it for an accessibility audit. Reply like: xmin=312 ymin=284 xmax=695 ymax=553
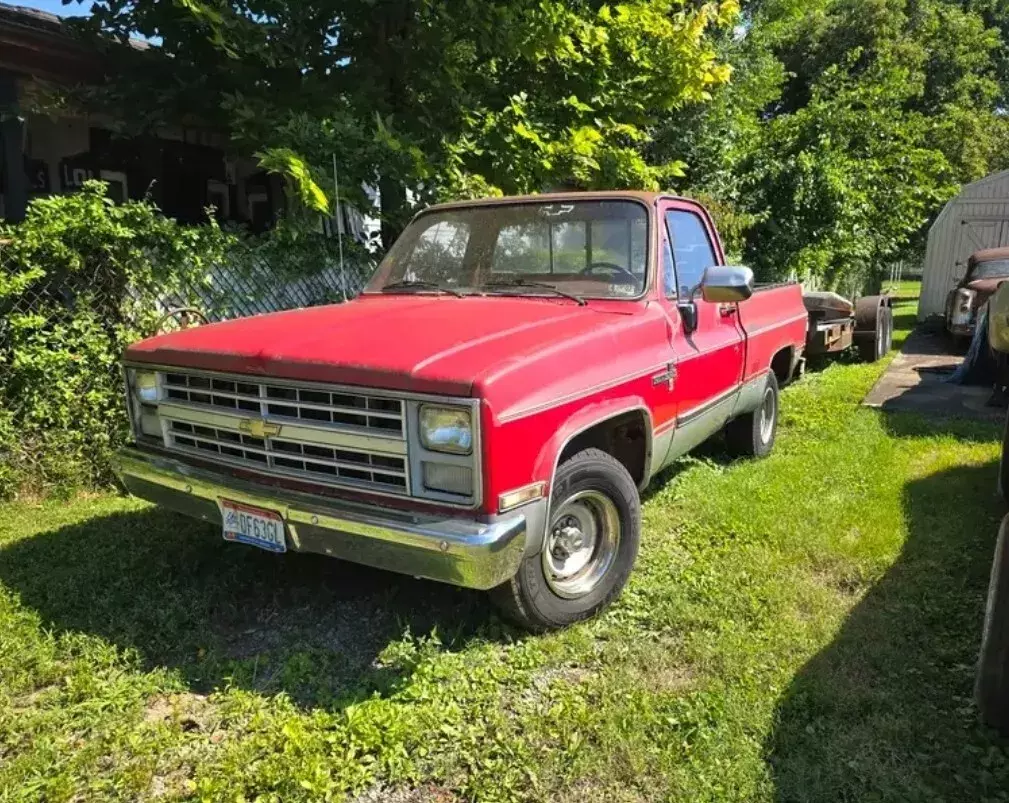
xmin=958 ymin=219 xmax=1009 ymax=277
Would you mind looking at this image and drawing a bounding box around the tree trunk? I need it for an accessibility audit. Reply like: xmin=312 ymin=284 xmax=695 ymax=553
xmin=379 ymin=174 xmax=407 ymax=251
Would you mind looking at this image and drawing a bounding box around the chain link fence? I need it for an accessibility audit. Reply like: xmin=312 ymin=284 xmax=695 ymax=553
xmin=0 ymin=226 xmax=375 ymax=498
xmin=165 ymin=248 xmax=370 ymax=323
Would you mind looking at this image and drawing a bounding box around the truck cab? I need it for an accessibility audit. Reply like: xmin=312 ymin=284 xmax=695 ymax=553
xmin=114 ymin=192 xmax=808 ymax=630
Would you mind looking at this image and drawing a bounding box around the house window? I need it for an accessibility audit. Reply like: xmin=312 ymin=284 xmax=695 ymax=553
xmin=100 ymin=170 xmax=128 ymax=204
xmin=207 ymin=179 xmax=230 ymax=220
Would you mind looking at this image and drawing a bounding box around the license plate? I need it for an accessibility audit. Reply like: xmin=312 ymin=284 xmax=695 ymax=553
xmin=219 ymin=499 xmax=287 ymax=553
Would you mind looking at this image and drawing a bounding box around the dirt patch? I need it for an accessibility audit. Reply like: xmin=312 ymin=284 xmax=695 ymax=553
xmin=531 ymin=666 xmax=594 ymax=691
xmin=351 ymin=784 xmax=459 ymax=803
xmin=143 ymin=692 xmax=214 ymax=732
xmin=148 ymin=766 xmax=193 ymax=800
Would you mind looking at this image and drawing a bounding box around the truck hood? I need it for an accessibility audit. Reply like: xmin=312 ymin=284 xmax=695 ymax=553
xmin=127 ymin=294 xmax=653 ymax=402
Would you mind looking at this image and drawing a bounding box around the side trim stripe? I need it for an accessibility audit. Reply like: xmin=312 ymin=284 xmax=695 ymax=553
xmin=499 ymin=361 xmax=670 ymax=422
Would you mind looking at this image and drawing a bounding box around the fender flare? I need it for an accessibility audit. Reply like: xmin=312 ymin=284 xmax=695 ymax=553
xmin=534 ymin=397 xmax=654 ymax=495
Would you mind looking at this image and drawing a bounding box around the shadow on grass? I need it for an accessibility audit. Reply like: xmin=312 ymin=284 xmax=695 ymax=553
xmin=765 ymin=456 xmax=1009 ymax=800
xmin=0 ymin=507 xmax=508 ymax=710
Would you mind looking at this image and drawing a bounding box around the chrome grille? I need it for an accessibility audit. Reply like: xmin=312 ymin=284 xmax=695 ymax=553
xmin=163 ymin=372 xmax=404 ymax=437
xmin=166 ymin=420 xmax=408 ymax=491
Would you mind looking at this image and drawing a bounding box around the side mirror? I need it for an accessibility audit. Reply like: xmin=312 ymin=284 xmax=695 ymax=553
xmin=678 ymin=301 xmax=698 ymax=334
xmin=699 ymin=265 xmax=755 ymax=304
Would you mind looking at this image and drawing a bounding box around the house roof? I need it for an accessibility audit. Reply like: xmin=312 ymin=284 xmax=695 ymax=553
xmin=0 ymin=1 xmax=147 ymax=85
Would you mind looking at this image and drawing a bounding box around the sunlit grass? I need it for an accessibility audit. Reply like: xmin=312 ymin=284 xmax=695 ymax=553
xmin=1 ymin=282 xmax=1006 ymax=802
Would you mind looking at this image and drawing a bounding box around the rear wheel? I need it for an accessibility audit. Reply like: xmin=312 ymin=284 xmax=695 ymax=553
xmin=490 ymin=448 xmax=640 ymax=631
xmin=725 ymin=373 xmax=779 ymax=459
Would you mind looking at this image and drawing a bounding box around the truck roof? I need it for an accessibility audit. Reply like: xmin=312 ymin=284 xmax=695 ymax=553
xmin=423 ymin=190 xmax=689 ymax=214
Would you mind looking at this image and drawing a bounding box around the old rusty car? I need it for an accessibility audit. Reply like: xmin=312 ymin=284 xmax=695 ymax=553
xmin=113 ymin=191 xmax=887 ymax=630
xmin=945 ymin=247 xmax=1009 ymax=342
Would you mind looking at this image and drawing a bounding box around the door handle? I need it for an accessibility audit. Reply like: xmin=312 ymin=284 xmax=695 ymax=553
xmin=719 ymin=304 xmax=736 ymax=317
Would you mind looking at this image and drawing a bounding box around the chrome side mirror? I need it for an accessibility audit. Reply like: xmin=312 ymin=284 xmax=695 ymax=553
xmin=699 ymin=265 xmax=755 ymax=304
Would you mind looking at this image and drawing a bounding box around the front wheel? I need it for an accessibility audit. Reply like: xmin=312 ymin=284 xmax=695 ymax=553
xmin=490 ymin=448 xmax=640 ymax=631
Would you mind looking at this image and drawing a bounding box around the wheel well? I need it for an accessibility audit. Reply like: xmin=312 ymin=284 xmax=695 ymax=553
xmin=771 ymin=347 xmax=794 ymax=386
xmin=557 ymin=410 xmax=649 ymax=487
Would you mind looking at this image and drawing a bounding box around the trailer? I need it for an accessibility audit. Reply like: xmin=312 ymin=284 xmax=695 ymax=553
xmin=802 ymin=291 xmax=894 ymax=364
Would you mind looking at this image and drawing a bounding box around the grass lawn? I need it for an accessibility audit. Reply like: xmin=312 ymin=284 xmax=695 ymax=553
xmin=2 ymin=286 xmax=1009 ymax=802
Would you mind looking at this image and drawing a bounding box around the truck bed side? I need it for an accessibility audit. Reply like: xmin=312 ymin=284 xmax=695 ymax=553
xmin=737 ymin=282 xmax=809 ymax=382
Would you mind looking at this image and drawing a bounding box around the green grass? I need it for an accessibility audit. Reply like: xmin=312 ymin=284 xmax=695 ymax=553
xmin=2 ymin=285 xmax=1008 ymax=801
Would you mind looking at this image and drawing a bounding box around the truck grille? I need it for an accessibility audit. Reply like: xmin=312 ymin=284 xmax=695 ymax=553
xmin=163 ymin=372 xmax=404 ymax=437
xmin=166 ymin=421 xmax=408 ymax=491
xmin=155 ymin=370 xmax=409 ymax=495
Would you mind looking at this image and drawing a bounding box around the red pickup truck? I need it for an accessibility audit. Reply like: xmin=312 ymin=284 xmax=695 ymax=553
xmin=114 ymin=192 xmax=809 ymax=630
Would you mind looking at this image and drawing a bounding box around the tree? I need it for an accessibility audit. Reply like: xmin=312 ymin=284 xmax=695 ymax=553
xmin=76 ymin=0 xmax=739 ymax=247
xmin=657 ymin=0 xmax=1008 ymax=289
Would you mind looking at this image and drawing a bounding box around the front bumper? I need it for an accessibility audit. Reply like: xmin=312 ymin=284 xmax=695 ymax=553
xmin=948 ymin=320 xmax=976 ymax=338
xmin=112 ymin=447 xmax=532 ymax=590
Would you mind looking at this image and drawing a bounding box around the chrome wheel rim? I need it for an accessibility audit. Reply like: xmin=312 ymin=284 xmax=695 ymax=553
xmin=542 ymin=490 xmax=620 ymax=599
xmin=759 ymin=386 xmax=776 ymax=443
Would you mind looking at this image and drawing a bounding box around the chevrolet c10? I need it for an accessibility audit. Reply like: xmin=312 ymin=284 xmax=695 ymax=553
xmin=114 ymin=191 xmax=815 ymax=630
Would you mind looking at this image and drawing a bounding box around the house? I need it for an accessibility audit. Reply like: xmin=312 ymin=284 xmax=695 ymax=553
xmin=0 ymin=2 xmax=289 ymax=227
xmin=0 ymin=1 xmax=376 ymax=243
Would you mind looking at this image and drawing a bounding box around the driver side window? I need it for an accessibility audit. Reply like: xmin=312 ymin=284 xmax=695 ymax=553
xmin=665 ymin=210 xmax=718 ymax=297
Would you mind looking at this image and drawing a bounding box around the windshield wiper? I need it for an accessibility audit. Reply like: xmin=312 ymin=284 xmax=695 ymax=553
xmin=381 ymin=280 xmax=464 ymax=298
xmin=482 ymin=279 xmax=587 ymax=306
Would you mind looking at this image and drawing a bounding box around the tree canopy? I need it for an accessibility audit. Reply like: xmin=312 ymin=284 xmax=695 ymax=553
xmin=78 ymin=0 xmax=738 ymax=245
xmin=66 ymin=0 xmax=1009 ymax=288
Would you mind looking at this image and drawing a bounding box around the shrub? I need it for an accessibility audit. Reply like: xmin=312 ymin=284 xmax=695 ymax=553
xmin=0 ymin=182 xmax=235 ymax=498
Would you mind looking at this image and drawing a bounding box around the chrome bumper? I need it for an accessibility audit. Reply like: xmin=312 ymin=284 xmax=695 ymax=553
xmin=112 ymin=447 xmax=531 ymax=591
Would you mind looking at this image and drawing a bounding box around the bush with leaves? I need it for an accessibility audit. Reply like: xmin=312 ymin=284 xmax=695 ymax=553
xmin=0 ymin=182 xmax=235 ymax=498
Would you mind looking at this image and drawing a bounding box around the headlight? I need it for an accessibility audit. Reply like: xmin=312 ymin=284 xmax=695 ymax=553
xmin=126 ymin=368 xmax=161 ymax=439
xmin=419 ymin=405 xmax=472 ymax=455
xmin=134 ymin=370 xmax=158 ymax=403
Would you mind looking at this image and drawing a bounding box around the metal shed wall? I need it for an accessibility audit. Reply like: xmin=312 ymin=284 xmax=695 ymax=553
xmin=920 ymin=170 xmax=1009 ymax=320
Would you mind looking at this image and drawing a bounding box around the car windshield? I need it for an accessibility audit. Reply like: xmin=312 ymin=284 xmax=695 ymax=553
xmin=365 ymin=200 xmax=649 ymax=300
xmin=972 ymin=258 xmax=1009 ymax=281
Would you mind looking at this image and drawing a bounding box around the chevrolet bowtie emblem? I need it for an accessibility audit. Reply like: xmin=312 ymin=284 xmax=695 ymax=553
xmin=239 ymin=418 xmax=282 ymax=439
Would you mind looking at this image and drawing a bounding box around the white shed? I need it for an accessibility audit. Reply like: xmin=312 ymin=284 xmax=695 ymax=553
xmin=920 ymin=170 xmax=1009 ymax=320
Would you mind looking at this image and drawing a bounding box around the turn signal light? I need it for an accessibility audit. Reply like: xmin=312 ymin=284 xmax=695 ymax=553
xmin=498 ymin=482 xmax=546 ymax=513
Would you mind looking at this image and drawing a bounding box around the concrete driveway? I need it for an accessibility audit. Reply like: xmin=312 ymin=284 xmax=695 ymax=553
xmin=863 ymin=324 xmax=1004 ymax=422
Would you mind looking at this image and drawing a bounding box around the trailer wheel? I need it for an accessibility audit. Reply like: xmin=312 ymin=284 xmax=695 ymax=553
xmin=725 ymin=373 xmax=779 ymax=459
xmin=978 ymin=514 xmax=1009 ymax=734
xmin=855 ymin=296 xmax=893 ymax=363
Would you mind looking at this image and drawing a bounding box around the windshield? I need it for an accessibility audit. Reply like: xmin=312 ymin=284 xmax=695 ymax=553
xmin=366 ymin=200 xmax=649 ymax=300
xmin=971 ymin=259 xmax=1009 ymax=281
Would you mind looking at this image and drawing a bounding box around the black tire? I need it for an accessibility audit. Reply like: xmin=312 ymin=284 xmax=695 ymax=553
xmin=490 ymin=448 xmax=640 ymax=632
xmin=857 ymin=301 xmax=893 ymax=363
xmin=977 ymin=515 xmax=1009 ymax=734
xmin=725 ymin=372 xmax=779 ymax=459
xmin=1000 ymin=411 xmax=1009 ymax=503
